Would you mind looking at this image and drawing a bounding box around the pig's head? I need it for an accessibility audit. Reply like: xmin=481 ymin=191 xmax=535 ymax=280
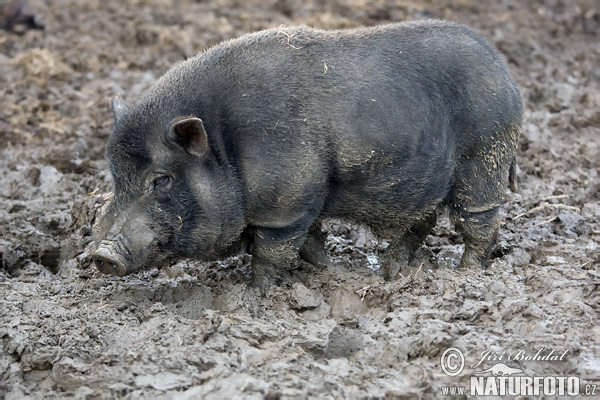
xmin=90 ymin=95 xmax=245 ymax=277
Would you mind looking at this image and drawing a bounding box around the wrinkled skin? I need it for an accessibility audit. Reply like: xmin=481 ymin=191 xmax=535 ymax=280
xmin=91 ymin=21 xmax=522 ymax=287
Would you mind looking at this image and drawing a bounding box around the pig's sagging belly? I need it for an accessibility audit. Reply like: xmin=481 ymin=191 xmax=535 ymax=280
xmin=321 ymin=139 xmax=454 ymax=233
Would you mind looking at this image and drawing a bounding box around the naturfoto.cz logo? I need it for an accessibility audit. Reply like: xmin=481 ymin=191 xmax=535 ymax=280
xmin=440 ymin=347 xmax=597 ymax=397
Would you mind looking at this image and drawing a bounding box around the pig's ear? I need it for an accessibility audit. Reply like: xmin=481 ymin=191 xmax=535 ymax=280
xmin=169 ymin=117 xmax=208 ymax=157
xmin=112 ymin=95 xmax=130 ymax=122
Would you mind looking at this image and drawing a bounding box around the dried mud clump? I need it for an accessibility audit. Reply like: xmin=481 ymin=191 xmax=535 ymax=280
xmin=0 ymin=0 xmax=598 ymax=398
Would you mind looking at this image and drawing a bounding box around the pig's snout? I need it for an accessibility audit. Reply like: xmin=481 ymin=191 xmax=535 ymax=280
xmin=90 ymin=241 xmax=128 ymax=277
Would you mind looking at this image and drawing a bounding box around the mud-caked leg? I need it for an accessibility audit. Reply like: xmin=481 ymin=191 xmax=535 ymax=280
xmin=451 ymin=205 xmax=500 ymax=269
xmin=250 ymin=225 xmax=310 ymax=288
xmin=299 ymin=221 xmax=332 ymax=269
xmin=383 ymin=211 xmax=437 ymax=280
xmin=448 ymin=125 xmax=517 ymax=269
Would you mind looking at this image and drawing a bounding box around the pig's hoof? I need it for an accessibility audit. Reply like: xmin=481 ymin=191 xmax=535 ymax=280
xmin=299 ymin=250 xmax=334 ymax=270
xmin=250 ymin=275 xmax=289 ymax=291
xmin=250 ymin=276 xmax=274 ymax=289
xmin=381 ymin=242 xmax=412 ymax=280
xmin=382 ymin=259 xmax=405 ymax=280
xmin=458 ymin=246 xmax=488 ymax=270
xmin=299 ymin=236 xmax=332 ymax=270
xmin=250 ymin=265 xmax=291 ymax=289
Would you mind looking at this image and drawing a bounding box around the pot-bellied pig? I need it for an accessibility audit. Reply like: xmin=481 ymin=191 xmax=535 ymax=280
xmin=91 ymin=21 xmax=522 ymax=287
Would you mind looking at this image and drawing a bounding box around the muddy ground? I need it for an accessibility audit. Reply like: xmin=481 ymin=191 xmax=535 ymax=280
xmin=1 ymin=0 xmax=599 ymax=398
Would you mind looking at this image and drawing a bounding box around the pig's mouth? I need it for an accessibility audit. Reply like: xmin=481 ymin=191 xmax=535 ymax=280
xmin=91 ymin=240 xmax=129 ymax=277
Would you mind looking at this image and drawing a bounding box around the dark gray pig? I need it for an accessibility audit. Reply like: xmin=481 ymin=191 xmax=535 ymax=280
xmin=91 ymin=21 xmax=522 ymax=287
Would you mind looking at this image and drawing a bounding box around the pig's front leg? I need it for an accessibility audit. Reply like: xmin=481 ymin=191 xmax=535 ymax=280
xmin=299 ymin=221 xmax=333 ymax=269
xmin=250 ymin=226 xmax=308 ymax=288
xmin=382 ymin=211 xmax=438 ymax=280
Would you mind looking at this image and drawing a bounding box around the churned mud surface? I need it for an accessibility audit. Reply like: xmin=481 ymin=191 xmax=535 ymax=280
xmin=1 ymin=0 xmax=598 ymax=398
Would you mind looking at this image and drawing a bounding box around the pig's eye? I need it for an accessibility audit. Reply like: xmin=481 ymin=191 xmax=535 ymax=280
xmin=152 ymin=175 xmax=172 ymax=192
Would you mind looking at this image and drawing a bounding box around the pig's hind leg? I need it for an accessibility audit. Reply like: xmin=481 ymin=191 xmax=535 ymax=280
xmin=382 ymin=211 xmax=437 ymax=280
xmin=450 ymin=204 xmax=500 ymax=270
xmin=449 ymin=132 xmax=516 ymax=269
